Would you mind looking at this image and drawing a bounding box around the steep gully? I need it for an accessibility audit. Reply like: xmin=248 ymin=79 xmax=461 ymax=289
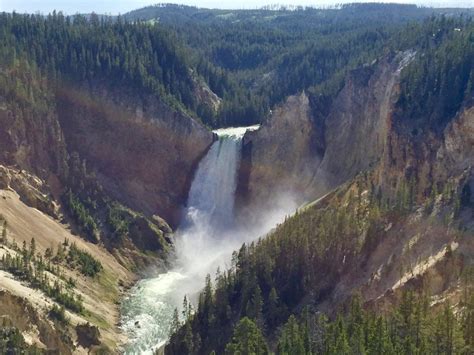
xmin=121 ymin=125 xmax=296 ymax=354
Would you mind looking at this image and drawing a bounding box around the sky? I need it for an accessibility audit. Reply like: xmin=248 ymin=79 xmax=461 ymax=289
xmin=0 ymin=0 xmax=471 ymax=15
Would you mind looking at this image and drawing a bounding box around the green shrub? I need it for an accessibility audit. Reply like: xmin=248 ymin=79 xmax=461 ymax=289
xmin=67 ymin=243 xmax=103 ymax=277
xmin=49 ymin=304 xmax=68 ymax=324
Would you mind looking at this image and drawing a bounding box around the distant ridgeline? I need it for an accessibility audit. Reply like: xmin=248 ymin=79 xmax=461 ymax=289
xmin=124 ymin=3 xmax=474 ymax=126
xmin=0 ymin=4 xmax=472 ymax=128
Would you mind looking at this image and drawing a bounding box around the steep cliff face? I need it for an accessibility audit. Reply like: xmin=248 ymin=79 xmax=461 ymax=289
xmin=237 ymin=92 xmax=323 ymax=213
xmin=319 ymin=99 xmax=474 ymax=313
xmin=0 ymin=62 xmax=214 ymax=228
xmin=0 ymin=104 xmax=67 ymax=180
xmin=312 ymin=51 xmax=416 ymax=193
xmin=0 ymin=64 xmax=68 ymax=215
xmin=238 ymin=51 xmax=415 ymax=212
xmin=0 ymin=67 xmax=62 ymax=212
xmin=376 ymin=103 xmax=474 ymax=207
xmin=56 ymin=84 xmax=214 ymax=226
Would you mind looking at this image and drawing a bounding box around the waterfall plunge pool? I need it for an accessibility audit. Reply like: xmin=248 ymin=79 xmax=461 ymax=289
xmin=120 ymin=124 xmax=293 ymax=354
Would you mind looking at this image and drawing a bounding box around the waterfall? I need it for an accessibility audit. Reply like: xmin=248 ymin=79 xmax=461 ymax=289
xmin=121 ymin=125 xmax=259 ymax=354
xmin=183 ymin=135 xmax=242 ymax=232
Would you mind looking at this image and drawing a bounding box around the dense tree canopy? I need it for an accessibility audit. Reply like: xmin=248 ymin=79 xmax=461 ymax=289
xmin=0 ymin=12 xmax=198 ymax=114
xmin=1 ymin=5 xmax=471 ymax=128
xmin=397 ymin=17 xmax=474 ymax=131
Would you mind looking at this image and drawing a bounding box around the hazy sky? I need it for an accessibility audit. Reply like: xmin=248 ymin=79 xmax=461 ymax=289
xmin=0 ymin=0 xmax=471 ymax=14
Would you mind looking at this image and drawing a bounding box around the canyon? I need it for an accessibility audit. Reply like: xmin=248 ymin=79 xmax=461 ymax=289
xmin=1 ymin=48 xmax=473 ymax=353
xmin=0 ymin=5 xmax=472 ymax=354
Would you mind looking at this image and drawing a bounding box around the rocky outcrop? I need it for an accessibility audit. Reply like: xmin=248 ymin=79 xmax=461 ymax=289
xmin=438 ymin=106 xmax=474 ymax=211
xmin=192 ymin=73 xmax=222 ymax=113
xmin=0 ymin=291 xmax=73 ymax=353
xmin=0 ymin=165 xmax=58 ymax=217
xmin=238 ymin=51 xmax=415 ymax=211
xmin=57 ymin=84 xmax=214 ymax=226
xmin=75 ymin=323 xmax=101 ymax=349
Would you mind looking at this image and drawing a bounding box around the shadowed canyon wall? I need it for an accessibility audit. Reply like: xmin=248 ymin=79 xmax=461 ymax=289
xmin=57 ymin=84 xmax=214 ymax=226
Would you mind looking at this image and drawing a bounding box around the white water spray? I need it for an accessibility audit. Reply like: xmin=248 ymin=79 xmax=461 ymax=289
xmin=121 ymin=125 xmax=295 ymax=354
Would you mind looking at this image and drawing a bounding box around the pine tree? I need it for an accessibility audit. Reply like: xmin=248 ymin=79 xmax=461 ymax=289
xmin=170 ymin=308 xmax=181 ymax=336
xmin=330 ymin=315 xmax=351 ymax=355
xmin=44 ymin=247 xmax=53 ymax=260
xmin=21 ymin=241 xmax=28 ymax=268
xmin=182 ymin=295 xmax=192 ymax=320
xmin=183 ymin=322 xmax=195 ymax=354
xmin=267 ymin=287 xmax=280 ymax=327
xmin=1 ymin=220 xmax=7 ymax=244
xmin=225 ymin=317 xmax=269 ymax=355
xmin=462 ymin=291 xmax=474 ymax=354
xmin=55 ymin=242 xmax=65 ymax=262
xmin=277 ymin=315 xmax=306 ymax=355
xmin=29 ymin=238 xmax=36 ymax=261
xmin=246 ymin=285 xmax=264 ymax=329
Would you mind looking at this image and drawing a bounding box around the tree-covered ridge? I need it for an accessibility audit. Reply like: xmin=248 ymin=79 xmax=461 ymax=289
xmin=396 ymin=17 xmax=474 ymax=130
xmin=0 ymin=12 xmax=200 ymax=115
xmin=124 ymin=3 xmax=472 ymax=28
xmin=222 ymin=291 xmax=474 ymax=355
xmin=170 ymin=14 xmax=397 ymax=125
xmin=0 ymin=11 xmax=263 ymax=127
xmin=0 ymin=56 xmax=56 ymax=136
xmin=170 ymin=10 xmax=473 ymax=126
xmin=166 ymin=164 xmax=472 ymax=354
xmin=1 ymin=7 xmax=471 ymax=128
xmin=173 ymin=19 xmax=393 ymax=126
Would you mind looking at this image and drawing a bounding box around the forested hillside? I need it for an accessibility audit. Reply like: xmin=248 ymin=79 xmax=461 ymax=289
xmin=126 ymin=3 xmax=474 ymax=127
xmin=2 ymin=4 xmax=471 ymax=128
xmin=125 ymin=3 xmax=470 ymax=28
xmin=167 ymin=169 xmax=474 ymax=354
xmin=0 ymin=12 xmax=202 ymax=116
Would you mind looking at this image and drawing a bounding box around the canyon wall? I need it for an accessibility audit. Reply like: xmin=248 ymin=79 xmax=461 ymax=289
xmin=236 ymin=49 xmax=473 ymax=313
xmin=238 ymin=51 xmax=416 ymax=212
xmin=0 ymin=69 xmax=214 ymax=228
xmin=57 ymin=84 xmax=214 ymax=226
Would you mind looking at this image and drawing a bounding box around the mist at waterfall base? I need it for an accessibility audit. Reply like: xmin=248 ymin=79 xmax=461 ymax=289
xmin=121 ymin=126 xmax=298 ymax=354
